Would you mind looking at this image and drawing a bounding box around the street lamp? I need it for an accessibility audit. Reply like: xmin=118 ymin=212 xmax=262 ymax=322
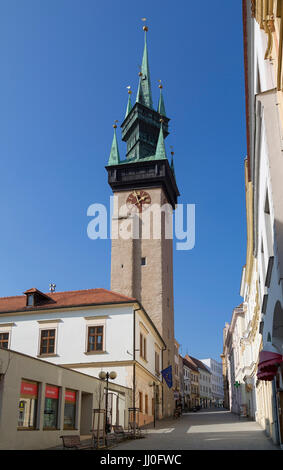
xmin=99 ymin=371 xmax=117 ymax=434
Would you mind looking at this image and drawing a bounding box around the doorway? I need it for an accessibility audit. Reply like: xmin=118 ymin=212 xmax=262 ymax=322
xmin=80 ymin=392 xmax=93 ymax=435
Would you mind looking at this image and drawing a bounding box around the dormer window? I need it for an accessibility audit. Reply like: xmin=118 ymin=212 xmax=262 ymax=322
xmin=27 ymin=294 xmax=34 ymax=307
xmin=24 ymin=288 xmax=54 ymax=308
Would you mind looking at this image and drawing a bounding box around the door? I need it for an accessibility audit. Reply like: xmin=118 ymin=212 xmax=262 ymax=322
xmin=276 ymin=391 xmax=283 ymax=445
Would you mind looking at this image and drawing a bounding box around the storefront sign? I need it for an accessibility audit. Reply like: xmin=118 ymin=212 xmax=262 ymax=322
xmin=20 ymin=381 xmax=38 ymax=397
xmin=65 ymin=390 xmax=76 ymax=403
xmin=45 ymin=385 xmax=59 ymax=399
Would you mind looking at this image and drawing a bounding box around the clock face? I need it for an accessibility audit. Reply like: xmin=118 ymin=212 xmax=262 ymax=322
xmin=126 ymin=190 xmax=151 ymax=213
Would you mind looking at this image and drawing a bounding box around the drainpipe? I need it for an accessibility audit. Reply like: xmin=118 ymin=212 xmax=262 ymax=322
xmin=133 ymin=308 xmax=137 ymax=426
xmin=132 ymin=307 xmax=141 ymax=432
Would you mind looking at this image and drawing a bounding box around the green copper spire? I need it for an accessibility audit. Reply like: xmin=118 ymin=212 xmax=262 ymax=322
xmin=108 ymin=124 xmax=120 ymax=166
xmin=125 ymin=90 xmax=133 ymax=118
xmin=155 ymin=121 xmax=167 ymax=160
xmin=157 ymin=84 xmax=166 ymax=116
xmin=136 ymin=27 xmax=153 ymax=109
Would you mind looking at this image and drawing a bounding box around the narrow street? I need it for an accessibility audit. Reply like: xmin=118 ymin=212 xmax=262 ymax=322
xmin=115 ymin=409 xmax=278 ymax=450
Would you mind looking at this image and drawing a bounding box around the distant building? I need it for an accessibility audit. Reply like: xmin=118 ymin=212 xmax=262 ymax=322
xmin=181 ymin=357 xmax=192 ymax=409
xmin=201 ymin=358 xmax=224 ymax=406
xmin=184 ymin=355 xmax=200 ymax=407
xmin=173 ymin=340 xmax=181 ymax=407
xmin=186 ymin=356 xmax=212 ymax=408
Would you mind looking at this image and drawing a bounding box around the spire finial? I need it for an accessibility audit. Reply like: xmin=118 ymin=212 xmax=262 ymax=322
xmin=125 ymin=87 xmax=133 ymax=118
xmin=157 ymin=80 xmax=166 ymax=116
xmin=108 ymin=121 xmax=120 ymax=165
xmin=136 ymin=18 xmax=153 ymax=109
xmin=141 ymin=17 xmax=148 ymax=32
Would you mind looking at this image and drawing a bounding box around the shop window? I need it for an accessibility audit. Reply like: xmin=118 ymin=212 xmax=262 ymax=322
xmin=64 ymin=389 xmax=77 ymax=430
xmin=43 ymin=385 xmax=60 ymax=430
xmin=18 ymin=380 xmax=39 ymax=429
xmin=87 ymin=325 xmax=104 ymax=352
xmin=39 ymin=329 xmax=56 ymax=356
xmin=0 ymin=332 xmax=9 ymax=349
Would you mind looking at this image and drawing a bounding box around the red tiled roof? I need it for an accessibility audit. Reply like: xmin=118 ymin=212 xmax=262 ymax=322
xmin=188 ymin=355 xmax=211 ymax=373
xmin=182 ymin=356 xmax=198 ymax=372
xmin=0 ymin=288 xmax=136 ymax=314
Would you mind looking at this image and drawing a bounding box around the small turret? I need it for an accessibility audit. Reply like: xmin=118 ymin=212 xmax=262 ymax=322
xmin=107 ymin=121 xmax=120 ymax=166
xmin=155 ymin=120 xmax=167 ymax=160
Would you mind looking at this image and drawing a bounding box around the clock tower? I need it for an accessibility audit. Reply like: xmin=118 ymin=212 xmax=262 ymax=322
xmin=106 ymin=25 xmax=180 ymax=417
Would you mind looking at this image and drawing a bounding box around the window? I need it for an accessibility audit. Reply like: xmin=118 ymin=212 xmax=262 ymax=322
xmin=141 ymin=257 xmax=146 ymax=266
xmin=140 ymin=333 xmax=147 ymax=361
xmin=155 ymin=352 xmax=160 ymax=374
xmin=145 ymin=394 xmax=148 ymax=415
xmin=64 ymin=389 xmax=77 ymax=430
xmin=40 ymin=329 xmax=56 ymax=355
xmin=27 ymin=294 xmax=34 ymax=307
xmin=139 ymin=392 xmax=143 ymax=413
xmin=18 ymin=380 xmax=38 ymax=429
xmin=0 ymin=332 xmax=9 ymax=349
xmin=87 ymin=326 xmax=103 ymax=352
xmin=43 ymin=385 xmax=60 ymax=430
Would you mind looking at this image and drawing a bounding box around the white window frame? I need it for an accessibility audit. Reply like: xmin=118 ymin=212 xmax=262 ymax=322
xmin=37 ymin=320 xmax=60 ymax=357
xmin=0 ymin=323 xmax=14 ymax=349
xmin=84 ymin=317 xmax=106 ymax=354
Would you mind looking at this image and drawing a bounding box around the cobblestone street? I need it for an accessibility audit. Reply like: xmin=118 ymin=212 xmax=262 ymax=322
xmin=115 ymin=409 xmax=278 ymax=450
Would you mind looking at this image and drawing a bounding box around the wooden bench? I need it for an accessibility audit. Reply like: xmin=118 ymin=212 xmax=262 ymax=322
xmin=60 ymin=434 xmax=92 ymax=450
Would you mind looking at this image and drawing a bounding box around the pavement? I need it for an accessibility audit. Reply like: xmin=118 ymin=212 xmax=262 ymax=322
xmin=113 ymin=408 xmax=279 ymax=450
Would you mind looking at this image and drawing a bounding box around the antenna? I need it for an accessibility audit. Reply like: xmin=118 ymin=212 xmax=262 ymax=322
xmin=49 ymin=283 xmax=56 ymax=293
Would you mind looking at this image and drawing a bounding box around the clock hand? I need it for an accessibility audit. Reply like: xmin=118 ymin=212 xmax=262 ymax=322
xmin=133 ymin=190 xmax=141 ymax=204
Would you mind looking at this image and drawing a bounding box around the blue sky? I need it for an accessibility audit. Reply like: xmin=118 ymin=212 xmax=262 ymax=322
xmin=0 ymin=1 xmax=246 ymax=361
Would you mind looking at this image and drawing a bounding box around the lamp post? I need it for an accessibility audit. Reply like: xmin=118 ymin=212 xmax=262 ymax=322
xmin=99 ymin=371 xmax=117 ymax=434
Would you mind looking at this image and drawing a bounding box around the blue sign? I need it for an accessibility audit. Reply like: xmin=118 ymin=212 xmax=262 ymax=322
xmin=161 ymin=365 xmax=173 ymax=389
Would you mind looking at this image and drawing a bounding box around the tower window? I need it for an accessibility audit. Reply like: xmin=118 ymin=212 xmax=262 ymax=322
xmin=141 ymin=257 xmax=146 ymax=266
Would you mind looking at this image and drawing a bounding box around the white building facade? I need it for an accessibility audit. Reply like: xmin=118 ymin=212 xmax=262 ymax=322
xmin=0 ymin=287 xmax=165 ymax=427
xmin=201 ymin=358 xmax=224 ymax=406
xmin=182 ymin=357 xmax=192 ymax=410
xmin=241 ymin=0 xmax=283 ymax=446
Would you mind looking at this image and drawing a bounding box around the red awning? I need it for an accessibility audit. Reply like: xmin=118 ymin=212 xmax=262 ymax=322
xmin=257 ymin=350 xmax=283 ymax=381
